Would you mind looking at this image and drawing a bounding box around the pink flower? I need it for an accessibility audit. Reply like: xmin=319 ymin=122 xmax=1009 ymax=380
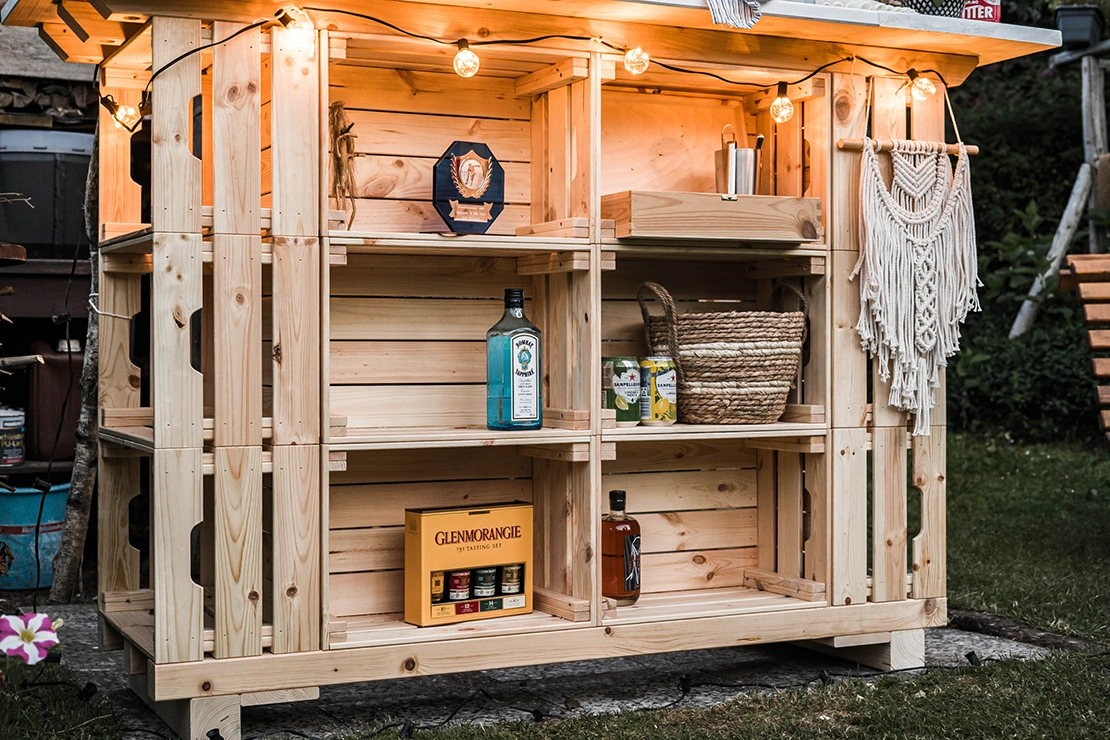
xmin=0 ymin=613 xmax=60 ymax=665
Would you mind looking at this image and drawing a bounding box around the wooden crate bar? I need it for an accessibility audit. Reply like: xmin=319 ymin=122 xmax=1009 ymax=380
xmin=271 ymin=445 xmax=322 ymax=652
xmin=151 ymin=233 xmax=203 ymax=448
xmin=152 ymin=448 xmax=204 ymax=663
xmin=271 ymin=26 xmax=321 ymax=237
xmin=151 ymin=17 xmax=202 ymax=234
xmin=212 ymin=21 xmax=262 ymax=236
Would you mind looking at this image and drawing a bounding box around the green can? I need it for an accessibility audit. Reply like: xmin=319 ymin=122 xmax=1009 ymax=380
xmin=602 ymin=357 xmax=642 ymax=427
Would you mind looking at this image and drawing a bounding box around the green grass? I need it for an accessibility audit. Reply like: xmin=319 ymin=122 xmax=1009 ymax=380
xmin=360 ymin=650 xmax=1110 ymax=740
xmin=0 ymin=657 xmax=121 ymax=739
xmin=946 ymin=434 xmax=1110 ymax=642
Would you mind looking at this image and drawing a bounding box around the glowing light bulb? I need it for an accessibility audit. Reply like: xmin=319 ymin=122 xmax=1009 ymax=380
xmin=454 ymin=39 xmax=480 ymax=78
xmin=624 ymin=47 xmax=649 ymax=75
xmin=907 ymin=69 xmax=936 ymax=101
xmin=769 ymin=82 xmax=794 ymax=124
xmin=275 ymin=6 xmax=314 ymax=49
xmin=112 ymin=104 xmax=141 ymax=131
xmin=101 ymin=96 xmax=141 ymax=131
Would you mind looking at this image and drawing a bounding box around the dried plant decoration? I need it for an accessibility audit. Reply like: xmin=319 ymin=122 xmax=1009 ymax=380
xmin=329 ymin=101 xmax=358 ymax=228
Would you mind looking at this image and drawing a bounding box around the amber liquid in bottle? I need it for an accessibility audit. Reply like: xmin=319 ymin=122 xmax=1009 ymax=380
xmin=602 ymin=489 xmax=641 ymax=605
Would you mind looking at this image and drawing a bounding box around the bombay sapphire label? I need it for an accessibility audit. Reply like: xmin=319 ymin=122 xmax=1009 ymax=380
xmin=511 ymin=333 xmax=539 ymax=422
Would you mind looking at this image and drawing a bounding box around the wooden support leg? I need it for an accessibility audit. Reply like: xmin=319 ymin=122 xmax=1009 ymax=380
xmin=796 ymin=628 xmax=926 ymax=671
xmin=99 ymin=615 xmax=124 ymax=652
xmin=132 ymin=671 xmax=242 ymax=740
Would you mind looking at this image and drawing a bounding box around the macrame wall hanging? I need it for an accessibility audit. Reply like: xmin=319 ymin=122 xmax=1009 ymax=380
xmin=707 ymin=0 xmax=762 ymax=29
xmin=852 ymin=86 xmax=979 ymax=436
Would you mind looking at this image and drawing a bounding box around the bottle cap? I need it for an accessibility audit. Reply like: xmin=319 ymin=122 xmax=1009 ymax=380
xmin=504 ymin=288 xmax=525 ymax=307
xmin=609 ymin=489 xmax=626 ymax=511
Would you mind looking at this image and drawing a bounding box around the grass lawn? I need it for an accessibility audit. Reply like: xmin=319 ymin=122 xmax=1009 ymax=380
xmin=2 ymin=434 xmax=1108 ymax=739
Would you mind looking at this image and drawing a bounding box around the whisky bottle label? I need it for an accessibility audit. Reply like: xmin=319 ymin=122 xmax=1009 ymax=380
xmin=511 ymin=333 xmax=540 ymax=421
xmin=623 ymin=534 xmax=641 ymax=592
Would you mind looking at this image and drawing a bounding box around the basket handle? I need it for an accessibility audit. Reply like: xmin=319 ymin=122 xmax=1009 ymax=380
xmin=774 ymin=280 xmax=809 ymax=345
xmin=637 ymin=282 xmax=684 ymax=385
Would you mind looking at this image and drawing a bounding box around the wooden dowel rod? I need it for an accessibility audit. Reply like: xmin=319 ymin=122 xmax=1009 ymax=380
xmin=836 ymin=138 xmax=979 ymax=155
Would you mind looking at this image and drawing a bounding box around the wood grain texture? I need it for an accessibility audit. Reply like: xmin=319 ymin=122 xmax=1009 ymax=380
xmin=212 ymin=22 xmax=261 ymax=235
xmin=346 ymin=110 xmax=530 ymax=160
xmin=777 ymin=451 xmax=804 ymax=579
xmin=329 ymin=64 xmax=530 ymax=119
xmin=271 ymin=26 xmax=320 ymax=236
xmin=98 ymin=86 xmax=142 ymax=228
xmin=638 ymin=509 xmax=757 ymax=553
xmin=803 ymin=452 xmax=829 ymax=586
xmin=329 ymin=569 xmax=403 ymax=617
xmin=214 ymin=446 xmax=264 ymax=658
xmin=756 ymin=449 xmax=776 ymax=570
xmin=830 ymin=249 xmax=867 ymax=427
xmin=151 ymin=17 xmax=201 ymax=233
xmin=331 ymin=254 xmax=519 ymax=297
xmin=339 ymin=199 xmax=530 ymax=235
xmin=271 ymin=237 xmax=321 ymax=444
xmin=152 ymin=233 xmax=203 ymax=448
xmin=603 ymin=440 xmax=755 ymax=474
xmin=148 ymin=598 xmax=948 ymax=700
xmin=330 ymin=341 xmax=484 ymax=384
xmin=830 ymin=428 xmax=867 ymax=606
xmin=97 ymin=455 xmax=141 ymax=595
xmin=152 ymin=448 xmax=204 ymax=663
xmin=601 ymin=469 xmax=756 ymax=512
xmin=272 ymin=445 xmax=322 ymax=653
xmin=334 ymin=446 xmax=531 ymax=485
xmin=641 ymin=548 xmax=758 ymax=593
xmin=351 ymin=156 xmax=530 ymax=202
xmin=872 ymin=426 xmax=908 ymax=603
xmin=97 ymin=268 xmax=141 ymax=409
xmin=601 ymin=191 xmax=822 ymax=242
xmin=911 ymin=426 xmax=946 ymax=599
xmin=213 ymin=234 xmax=262 ymax=446
xmin=330 ymin=478 xmax=532 ymax=529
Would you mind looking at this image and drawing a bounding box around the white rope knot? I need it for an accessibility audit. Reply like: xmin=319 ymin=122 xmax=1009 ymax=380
xmin=855 ymin=136 xmax=979 ymax=436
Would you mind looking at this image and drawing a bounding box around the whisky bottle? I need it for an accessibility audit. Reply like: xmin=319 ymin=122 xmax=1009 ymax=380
xmin=602 ymin=489 xmax=641 ymax=605
xmin=486 ymin=288 xmax=542 ymax=430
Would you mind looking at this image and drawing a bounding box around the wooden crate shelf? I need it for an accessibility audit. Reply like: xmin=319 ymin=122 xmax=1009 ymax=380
xmin=602 ymin=586 xmax=826 ymax=626
xmin=63 ymin=2 xmax=980 ymax=732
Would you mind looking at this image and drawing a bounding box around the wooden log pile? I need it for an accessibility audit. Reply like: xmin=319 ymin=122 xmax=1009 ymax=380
xmin=0 ymin=77 xmax=97 ymax=124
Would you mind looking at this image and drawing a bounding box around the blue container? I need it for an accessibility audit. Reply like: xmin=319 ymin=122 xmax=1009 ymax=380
xmin=0 ymin=483 xmax=70 ymax=590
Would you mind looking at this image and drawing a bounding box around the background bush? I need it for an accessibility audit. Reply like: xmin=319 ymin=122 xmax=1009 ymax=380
xmin=944 ymin=0 xmax=1103 ymax=442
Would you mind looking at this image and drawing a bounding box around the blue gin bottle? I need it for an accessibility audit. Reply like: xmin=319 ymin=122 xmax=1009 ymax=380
xmin=487 ymin=288 xmax=542 ymax=430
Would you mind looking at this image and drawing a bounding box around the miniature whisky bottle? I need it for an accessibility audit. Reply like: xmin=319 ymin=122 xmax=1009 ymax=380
xmin=602 ymin=489 xmax=641 ymax=605
xmin=487 ymin=288 xmax=542 ymax=430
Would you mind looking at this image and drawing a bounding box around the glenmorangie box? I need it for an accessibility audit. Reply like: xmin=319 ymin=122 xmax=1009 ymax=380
xmin=404 ymin=502 xmax=533 ymax=627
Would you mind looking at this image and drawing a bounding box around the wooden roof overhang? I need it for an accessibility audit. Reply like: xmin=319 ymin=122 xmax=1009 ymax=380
xmin=4 ymin=0 xmax=1059 ymax=87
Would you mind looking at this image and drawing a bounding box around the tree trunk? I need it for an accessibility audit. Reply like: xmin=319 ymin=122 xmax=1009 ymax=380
xmin=49 ymin=121 xmax=99 ymax=603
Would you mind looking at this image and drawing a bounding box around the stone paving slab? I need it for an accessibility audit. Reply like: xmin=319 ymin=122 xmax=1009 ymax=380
xmin=33 ymin=604 xmax=1048 ymax=739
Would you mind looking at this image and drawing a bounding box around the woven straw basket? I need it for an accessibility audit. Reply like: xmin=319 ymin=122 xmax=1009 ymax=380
xmin=638 ymin=281 xmax=808 ymax=425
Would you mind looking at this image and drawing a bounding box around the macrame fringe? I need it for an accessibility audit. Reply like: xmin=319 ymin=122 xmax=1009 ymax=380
xmin=853 ymin=138 xmax=979 ymax=436
xmin=707 ymin=0 xmax=762 ymax=28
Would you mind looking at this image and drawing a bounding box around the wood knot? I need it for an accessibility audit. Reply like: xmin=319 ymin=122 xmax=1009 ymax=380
xmin=286 ymin=585 xmax=298 ymax=598
xmin=273 ymin=344 xmax=282 ymax=364
xmin=173 ymin=308 xmax=186 ymax=328
xmin=584 ymin=544 xmax=593 ymax=562
xmin=705 ymin=571 xmax=715 ymax=581
xmin=717 ymin=483 xmax=730 ymax=492
xmin=129 ymin=375 xmax=141 ymax=388
xmin=201 ymin=681 xmax=212 ymax=692
xmin=404 ymin=658 xmax=417 ymax=671
xmin=249 ymin=590 xmax=260 ymax=602
xmin=477 ymin=27 xmax=492 ymax=38
xmin=235 ymin=290 xmax=246 ymax=305
xmin=692 ymin=555 xmax=706 ymax=565
xmin=604 ymin=626 xmax=612 ymax=635
xmin=801 ymin=220 xmax=818 ymax=240
xmin=844 ymin=597 xmax=852 ymax=605
xmin=247 ymin=82 xmax=258 ymax=94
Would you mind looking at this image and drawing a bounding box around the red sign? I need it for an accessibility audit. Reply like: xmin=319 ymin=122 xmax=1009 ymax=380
xmin=962 ymin=0 xmax=1000 ymax=22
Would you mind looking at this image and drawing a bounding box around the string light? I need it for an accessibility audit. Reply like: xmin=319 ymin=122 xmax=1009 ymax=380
xmin=453 ymin=39 xmax=480 ymax=78
xmin=906 ymin=69 xmax=937 ymax=101
xmin=275 ymin=6 xmax=314 ymax=32
xmin=100 ymin=96 xmax=141 ymax=132
xmin=769 ymin=82 xmax=794 ymax=124
xmin=624 ymin=47 xmax=650 ymax=75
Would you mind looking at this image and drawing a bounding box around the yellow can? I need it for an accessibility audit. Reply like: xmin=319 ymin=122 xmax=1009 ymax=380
xmin=639 ymin=356 xmax=677 ymax=425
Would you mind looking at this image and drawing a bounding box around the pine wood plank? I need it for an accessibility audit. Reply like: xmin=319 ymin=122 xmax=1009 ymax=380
xmin=329 ymin=527 xmax=403 ymax=572
xmin=98 ymin=86 xmax=143 ymax=228
xmin=340 ymin=200 xmax=530 ymax=235
xmin=1078 ymin=282 xmax=1110 ymax=300
xmin=603 ymin=440 xmax=756 ymax=474
xmin=516 ymin=57 xmax=589 ymax=97
xmin=601 ymin=469 xmax=757 ymax=512
xmin=272 ymin=445 xmax=322 ymax=652
xmin=641 ymin=548 xmax=757 ymax=593
xmin=911 ymin=427 xmax=947 ymax=599
xmin=97 ymin=455 xmax=141 ymax=595
xmin=151 ymin=233 xmax=203 ymax=448
xmin=152 ymin=449 xmax=204 ymax=663
xmin=803 ymin=452 xmax=828 ymax=585
xmin=331 ymin=384 xmax=484 ymax=428
xmin=637 ymin=509 xmax=757 ymax=553
xmin=213 ymin=446 xmax=264 ymax=658
xmin=756 ymin=449 xmax=776 ymax=570
xmin=1094 ymin=358 xmax=1110 ymax=378
xmin=329 ymin=64 xmax=531 ymax=119
xmin=271 ymin=237 xmax=321 ymax=444
xmin=330 ymin=478 xmax=532 ymax=529
xmin=777 ymin=451 xmax=804 ymax=579
xmin=830 ymin=428 xmax=867 ymax=606
xmin=329 ymin=569 xmax=403 ymax=617
xmin=601 ymin=191 xmax=822 ymax=242
xmin=871 ymin=426 xmax=908 ymax=602
xmin=346 ymin=110 xmax=530 ymax=161
xmin=213 ymin=234 xmax=262 ymax=447
xmin=97 ymin=269 xmax=141 ymax=408
xmin=351 ymin=156 xmax=530 ymax=202
xmin=1085 ymin=303 xmax=1110 ymax=323
xmin=332 ymin=254 xmax=521 ymax=297
xmin=271 ymin=26 xmax=320 ymax=237
xmin=330 ymin=341 xmax=485 ymax=384
xmin=334 ymin=446 xmax=532 ymax=485
xmin=151 ymin=17 xmax=201 ymax=233
xmin=212 ymin=22 xmax=261 ymax=235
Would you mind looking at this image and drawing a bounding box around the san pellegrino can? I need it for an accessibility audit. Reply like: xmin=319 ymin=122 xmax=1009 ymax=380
xmin=602 ymin=357 xmax=641 ymax=427
xmin=639 ymin=356 xmax=677 ymax=425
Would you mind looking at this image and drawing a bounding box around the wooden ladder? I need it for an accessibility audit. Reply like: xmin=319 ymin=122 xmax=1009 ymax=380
xmin=1061 ymin=254 xmax=1110 ymax=443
